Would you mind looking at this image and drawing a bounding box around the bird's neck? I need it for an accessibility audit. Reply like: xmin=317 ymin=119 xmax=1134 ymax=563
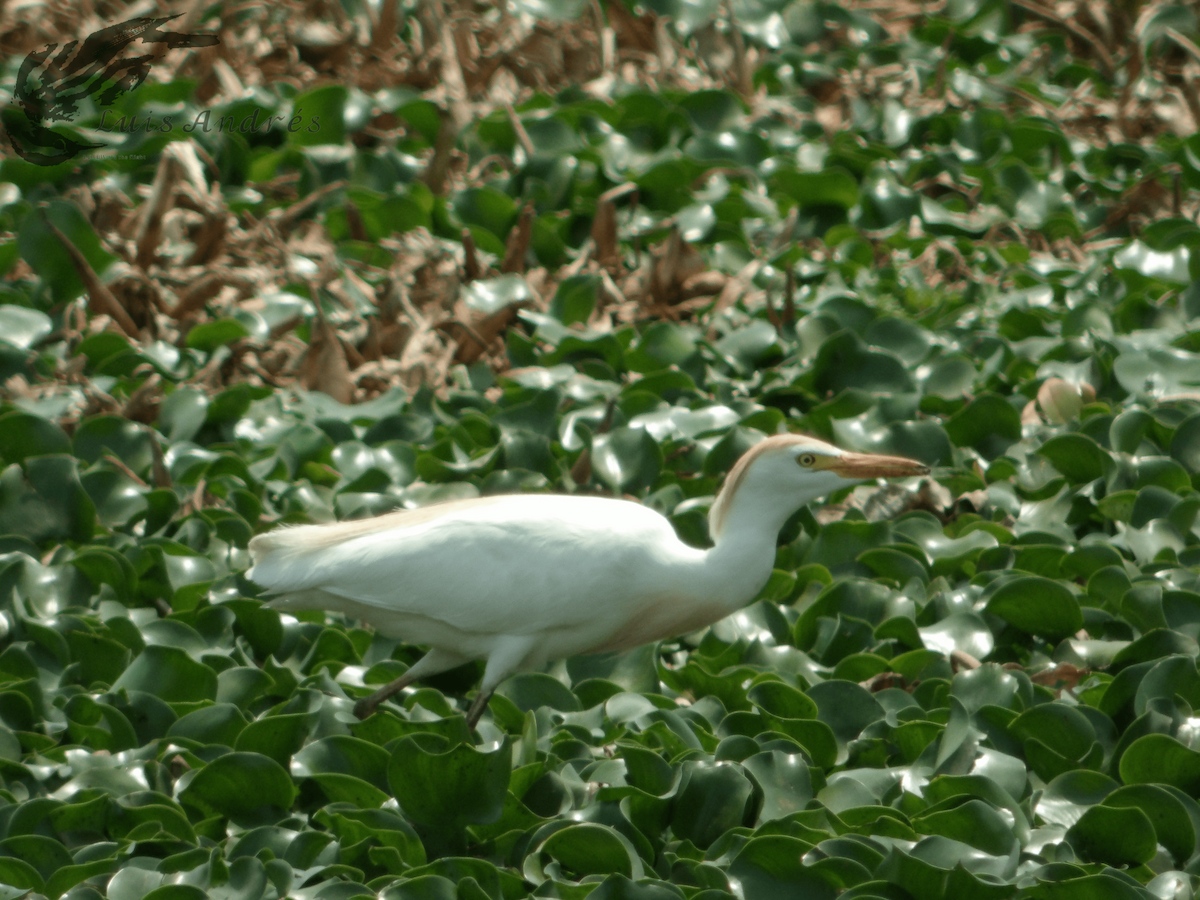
xmin=698 ymin=491 xmax=797 ymax=612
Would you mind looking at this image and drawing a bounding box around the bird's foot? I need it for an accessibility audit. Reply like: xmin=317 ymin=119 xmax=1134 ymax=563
xmin=353 ymin=696 xmax=379 ymax=720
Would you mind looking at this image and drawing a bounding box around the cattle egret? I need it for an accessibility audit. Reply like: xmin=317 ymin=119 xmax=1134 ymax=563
xmin=247 ymin=434 xmax=929 ymax=726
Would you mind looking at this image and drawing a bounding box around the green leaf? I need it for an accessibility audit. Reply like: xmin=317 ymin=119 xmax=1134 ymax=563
xmin=774 ymin=166 xmax=859 ymax=210
xmin=742 ymin=750 xmax=814 ymax=822
xmin=1065 ymin=804 xmax=1156 ymax=865
xmin=0 ymin=306 xmax=51 ymax=349
xmin=1119 ymin=734 xmax=1200 ymax=794
xmin=944 ymin=394 xmax=1021 ymax=456
xmin=0 ymin=412 xmax=71 ymax=463
xmin=1170 ymin=413 xmax=1200 ymax=473
xmin=455 ymin=187 xmax=516 ymax=241
xmin=288 ymin=84 xmax=348 ymax=146
xmin=294 ymin=735 xmax=390 ymax=790
xmin=536 ymin=823 xmax=643 ymax=879
xmin=671 ymin=761 xmax=755 ymax=848
xmin=984 ymin=576 xmax=1083 ymax=639
xmin=0 ymin=455 xmax=96 ymax=544
xmin=1102 ymin=783 xmax=1196 ymax=864
xmin=167 ymin=703 xmax=249 ymax=747
xmin=179 ymin=752 xmax=298 ymax=825
xmin=591 ymin=427 xmax=663 ymax=493
xmin=17 ymin=200 xmax=116 ymax=303
xmin=387 ymin=735 xmax=511 ymax=828
xmin=747 ymin=681 xmax=818 ymax=720
xmin=74 ymin=416 xmax=156 ymax=471
xmin=112 ymin=646 xmax=218 ymax=703
xmin=809 ymin=332 xmax=915 ymax=395
xmin=185 ymin=318 xmax=250 ymax=352
xmin=1036 ymin=434 xmax=1112 ymax=483
xmin=729 ymin=836 xmax=838 ymax=900
xmin=549 ymin=275 xmax=599 ymax=326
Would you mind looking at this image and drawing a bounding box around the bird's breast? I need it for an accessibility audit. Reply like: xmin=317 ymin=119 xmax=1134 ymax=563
xmin=588 ymin=594 xmax=734 ymax=654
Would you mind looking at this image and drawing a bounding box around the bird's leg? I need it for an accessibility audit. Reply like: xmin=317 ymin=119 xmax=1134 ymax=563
xmin=464 ymin=635 xmax=539 ymax=729
xmin=353 ymin=647 xmax=470 ymax=719
xmin=353 ymin=671 xmax=417 ymax=720
xmin=464 ymin=689 xmax=495 ymax=729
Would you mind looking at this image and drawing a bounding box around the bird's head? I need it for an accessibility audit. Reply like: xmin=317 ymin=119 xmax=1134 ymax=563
xmin=709 ymin=435 xmax=930 ymax=539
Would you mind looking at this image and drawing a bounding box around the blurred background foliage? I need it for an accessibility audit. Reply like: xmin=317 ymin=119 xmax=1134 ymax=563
xmin=2 ymin=0 xmax=1200 ymax=897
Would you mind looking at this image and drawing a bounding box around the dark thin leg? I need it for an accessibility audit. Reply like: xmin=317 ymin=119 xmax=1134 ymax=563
xmin=354 ymin=671 xmax=418 ymax=719
xmin=464 ymin=689 xmax=495 ymax=729
xmin=461 ymin=637 xmax=536 ymax=729
xmin=353 ymin=647 xmax=469 ymax=720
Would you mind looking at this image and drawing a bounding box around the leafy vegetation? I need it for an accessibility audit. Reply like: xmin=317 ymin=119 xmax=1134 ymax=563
xmin=2 ymin=0 xmax=1200 ymax=898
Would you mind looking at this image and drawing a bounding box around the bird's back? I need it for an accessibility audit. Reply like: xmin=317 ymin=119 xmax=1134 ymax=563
xmin=247 ymin=494 xmax=702 ymax=647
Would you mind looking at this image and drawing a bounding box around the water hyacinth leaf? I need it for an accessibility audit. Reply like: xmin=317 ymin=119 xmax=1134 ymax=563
xmin=944 ymin=394 xmax=1021 ymax=456
xmin=0 ymin=412 xmax=71 ymax=463
xmin=461 ymin=273 xmax=530 ymax=317
xmin=1036 ymin=434 xmax=1112 ymax=484
xmin=388 ymin=735 xmax=511 ymax=827
xmin=678 ymin=89 xmax=743 ymax=132
xmin=1113 ymin=240 xmax=1190 ymax=283
xmin=809 ymin=332 xmax=915 ymax=395
xmin=984 ymin=576 xmax=1083 ymax=639
xmin=626 ymin=321 xmax=699 ymax=373
xmin=911 ymin=799 xmax=1017 ymax=856
xmin=288 ymin=84 xmax=347 ymax=146
xmin=858 ymin=547 xmax=928 ymax=584
xmin=549 ymin=274 xmax=598 ymax=326
xmin=112 ymin=645 xmax=218 ymax=703
xmin=294 ymin=734 xmax=391 ymax=791
xmin=156 ymin=388 xmax=210 ymax=442
xmin=1009 ymin=703 xmax=1096 ymax=763
xmin=65 ymin=629 xmax=131 ymax=687
xmin=16 ymin=199 xmax=116 ymax=303
xmin=178 ymin=752 xmax=298 ymax=825
xmin=1113 ymin=349 xmax=1200 ymax=400
xmin=747 ymin=680 xmax=818 ymax=720
xmin=0 ymin=455 xmax=96 ymax=544
xmin=166 ymin=703 xmax=249 ymax=747
xmin=236 ymin=713 xmax=313 ymax=768
xmin=859 ymin=168 xmax=919 ymax=229
xmin=1170 ymin=413 xmax=1200 ymax=473
xmin=496 ymin=672 xmax=581 ymax=713
xmin=0 ymin=306 xmax=51 ymax=349
xmin=772 ymin=167 xmax=859 ymax=210
xmin=1119 ymin=734 xmax=1200 ymax=794
xmin=729 ymin=836 xmax=838 ymax=900
xmin=591 ymin=427 xmax=663 ymax=493
xmin=808 ymin=681 xmax=885 ymax=757
xmin=1065 ymin=804 xmax=1156 ymax=865
xmin=672 ymin=762 xmax=755 ymax=848
xmin=918 ymin=613 xmax=994 ymax=660
xmin=1102 ymin=783 xmax=1196 ymax=864
xmin=534 ymin=823 xmax=643 ymax=880
xmin=73 ymin=416 xmax=156 ymax=472
xmin=741 ymin=750 xmax=814 ymax=821
xmin=455 ymin=187 xmax=517 ymax=241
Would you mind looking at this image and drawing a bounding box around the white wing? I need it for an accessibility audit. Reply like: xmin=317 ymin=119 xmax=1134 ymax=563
xmin=247 ymin=494 xmax=697 ymax=639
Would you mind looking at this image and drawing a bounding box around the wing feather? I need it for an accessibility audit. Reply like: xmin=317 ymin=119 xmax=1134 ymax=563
xmin=247 ymin=494 xmax=687 ymax=637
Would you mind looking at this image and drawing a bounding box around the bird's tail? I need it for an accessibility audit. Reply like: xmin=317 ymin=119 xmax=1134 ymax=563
xmin=261 ymin=587 xmax=343 ymax=612
xmin=246 ymin=527 xmax=326 ymax=592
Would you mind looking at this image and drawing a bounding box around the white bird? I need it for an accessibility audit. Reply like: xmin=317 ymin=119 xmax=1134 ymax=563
xmin=247 ymin=434 xmax=928 ymax=726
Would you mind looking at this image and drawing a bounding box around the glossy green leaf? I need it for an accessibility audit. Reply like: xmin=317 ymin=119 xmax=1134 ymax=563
xmin=388 ymin=735 xmax=511 ymax=827
xmin=178 ymin=752 xmax=298 ymax=825
xmin=985 ymin=576 xmax=1083 ymax=639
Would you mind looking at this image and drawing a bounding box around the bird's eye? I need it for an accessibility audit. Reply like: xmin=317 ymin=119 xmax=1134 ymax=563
xmin=798 ymin=454 xmax=816 ymax=467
